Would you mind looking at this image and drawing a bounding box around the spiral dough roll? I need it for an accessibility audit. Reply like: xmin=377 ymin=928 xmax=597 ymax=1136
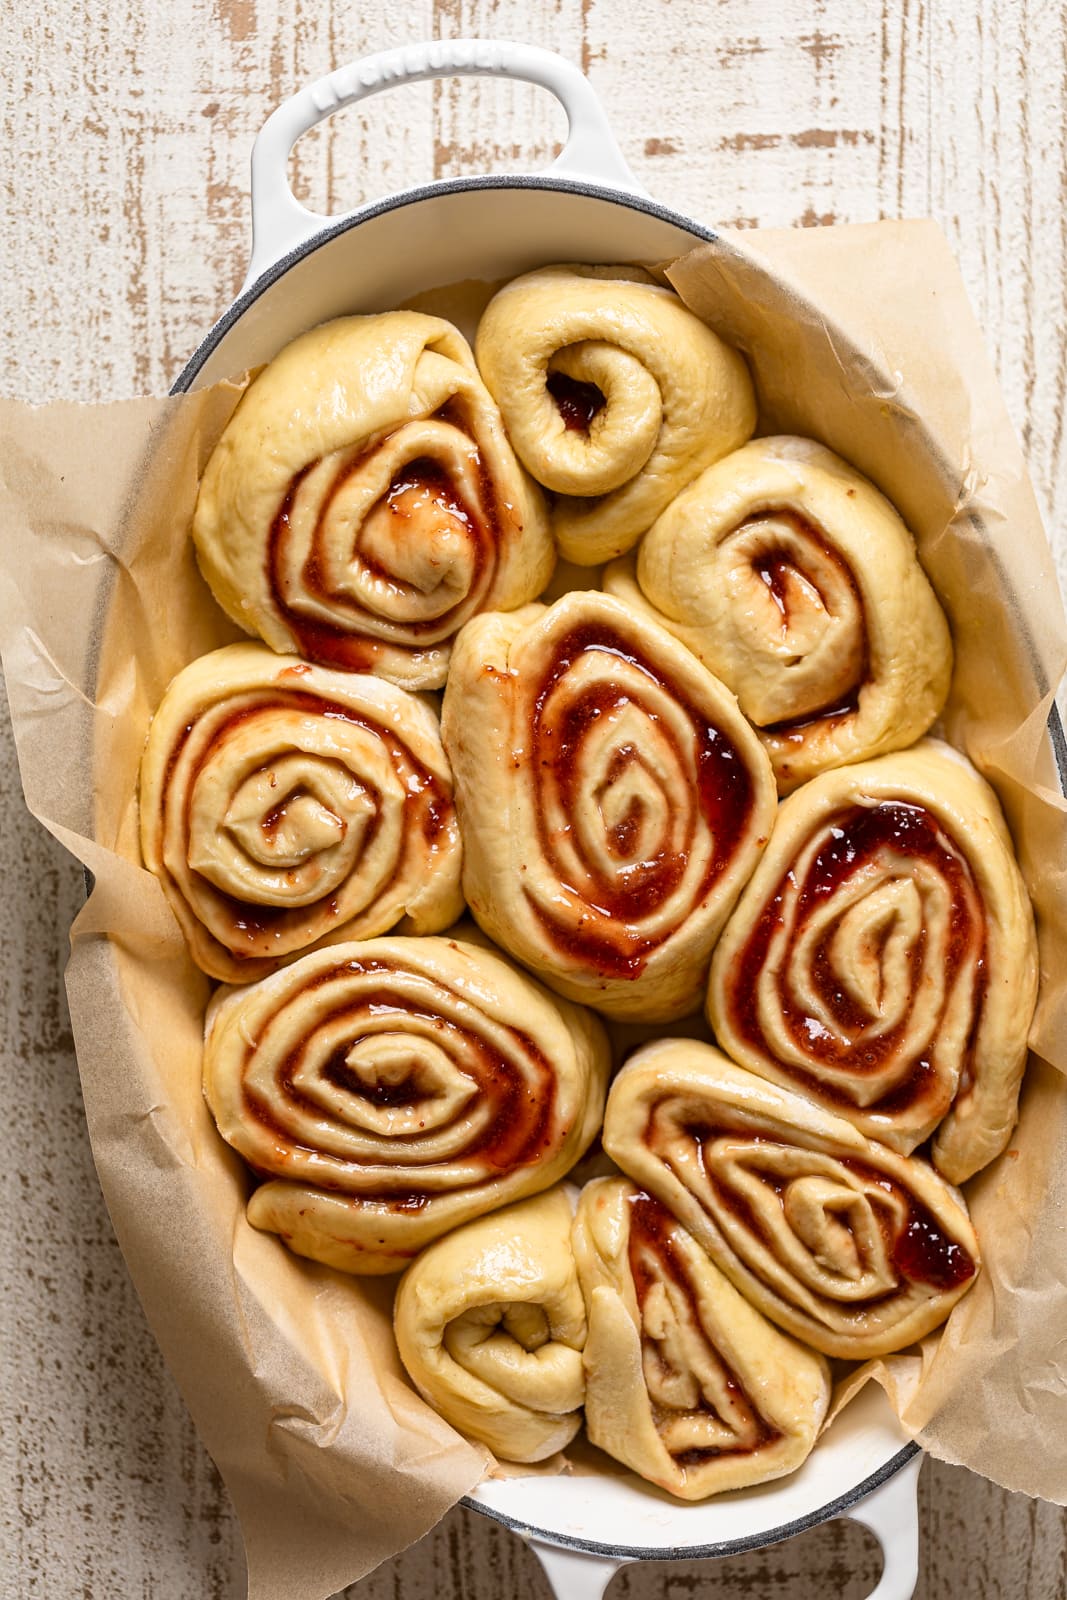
xmin=573 ymin=1179 xmax=830 ymax=1499
xmin=441 ymin=592 xmax=778 ymax=1022
xmin=474 ymin=265 xmax=757 ymax=565
xmin=192 ymin=313 xmax=554 ymax=690
xmin=604 ymin=1039 xmax=980 ymax=1359
xmin=203 ymin=936 xmax=609 ymax=1274
xmin=139 ymin=643 xmax=464 ymax=982
xmin=603 ymin=436 xmax=953 ymax=791
xmin=394 ymin=1187 xmax=587 ymax=1462
xmin=707 ymin=740 xmax=1037 ymax=1184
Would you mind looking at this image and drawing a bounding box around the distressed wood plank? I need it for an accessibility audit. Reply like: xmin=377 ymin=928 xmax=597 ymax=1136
xmin=0 ymin=715 xmax=245 ymax=1599
xmin=2 ymin=0 xmax=1066 ymax=1596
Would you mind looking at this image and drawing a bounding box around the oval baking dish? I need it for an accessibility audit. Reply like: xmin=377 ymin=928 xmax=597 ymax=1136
xmin=167 ymin=39 xmax=1067 ymax=1600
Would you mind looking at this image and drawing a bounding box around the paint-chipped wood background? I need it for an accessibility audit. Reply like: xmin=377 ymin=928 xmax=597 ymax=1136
xmin=3 ymin=1 xmax=1067 ymax=1596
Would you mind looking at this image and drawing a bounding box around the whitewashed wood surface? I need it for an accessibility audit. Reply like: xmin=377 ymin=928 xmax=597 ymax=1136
xmin=3 ymin=1 xmax=1067 ymax=1596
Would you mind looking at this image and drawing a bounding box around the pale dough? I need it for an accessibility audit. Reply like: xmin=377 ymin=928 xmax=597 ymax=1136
xmin=707 ymin=738 xmax=1038 ymax=1183
xmin=604 ymin=436 xmax=953 ymax=791
xmin=573 ymin=1177 xmax=831 ymax=1498
xmin=139 ymin=642 xmax=464 ymax=981
xmin=441 ymin=591 xmax=777 ymax=1022
xmin=193 ymin=312 xmax=554 ymax=690
xmin=394 ymin=1187 xmax=587 ymax=1462
xmin=203 ymin=936 xmax=609 ymax=1274
xmin=475 ymin=265 xmax=756 ymax=564
xmin=603 ymin=1039 xmax=981 ymax=1359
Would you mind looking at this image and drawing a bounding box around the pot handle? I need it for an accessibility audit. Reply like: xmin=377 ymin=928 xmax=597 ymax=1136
xmin=528 ymin=1543 xmax=624 ymax=1600
xmin=523 ymin=1454 xmax=921 ymax=1600
xmin=245 ymin=38 xmax=644 ymax=288
xmin=839 ymin=1451 xmax=922 ymax=1600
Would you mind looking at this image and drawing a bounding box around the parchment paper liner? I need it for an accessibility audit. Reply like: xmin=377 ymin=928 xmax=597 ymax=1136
xmin=2 ymin=220 xmax=1065 ymax=1600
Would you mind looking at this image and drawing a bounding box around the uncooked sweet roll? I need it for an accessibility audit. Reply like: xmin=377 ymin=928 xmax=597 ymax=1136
xmin=603 ymin=436 xmax=953 ymax=791
xmin=441 ymin=592 xmax=777 ymax=1022
xmin=573 ymin=1178 xmax=830 ymax=1499
xmin=474 ymin=265 xmax=756 ymax=564
xmin=707 ymin=740 xmax=1037 ymax=1184
xmin=394 ymin=1187 xmax=586 ymax=1462
xmin=192 ymin=313 xmax=554 ymax=690
xmin=139 ymin=642 xmax=463 ymax=982
xmin=203 ymin=936 xmax=609 ymax=1273
xmin=604 ymin=1040 xmax=981 ymax=1359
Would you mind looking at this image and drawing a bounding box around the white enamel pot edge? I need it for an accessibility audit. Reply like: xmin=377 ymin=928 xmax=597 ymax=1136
xmin=513 ymin=1445 xmax=923 ymax=1600
xmin=163 ymin=37 xmax=1065 ymax=1600
xmin=244 ymin=39 xmax=646 ymax=286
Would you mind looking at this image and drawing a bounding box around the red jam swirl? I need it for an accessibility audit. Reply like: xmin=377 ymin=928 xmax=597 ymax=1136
xmin=527 ymin=624 xmax=756 ymax=978
xmin=546 ymin=371 xmax=606 ymax=432
xmin=891 ymin=1202 xmax=977 ymax=1290
xmin=741 ymin=511 xmax=868 ymax=731
xmin=246 ymin=961 xmax=558 ymax=1201
xmin=678 ymin=1123 xmax=976 ymax=1297
xmin=725 ymin=801 xmax=987 ymax=1113
xmin=174 ymin=690 xmax=452 ymax=949
xmin=626 ymin=1190 xmax=776 ymax=1459
xmin=266 ymin=419 xmax=502 ymax=669
xmin=838 ymin=1156 xmax=977 ymax=1291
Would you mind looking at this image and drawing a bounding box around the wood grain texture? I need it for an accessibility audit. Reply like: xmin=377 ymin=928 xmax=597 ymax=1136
xmin=2 ymin=1 xmax=1066 ymax=1596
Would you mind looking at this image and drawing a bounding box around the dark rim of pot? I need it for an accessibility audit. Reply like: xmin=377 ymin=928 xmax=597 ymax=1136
xmin=459 ymin=1440 xmax=921 ymax=1561
xmin=170 ymin=169 xmax=1067 ymax=798
xmin=172 ymin=174 xmax=717 ymax=394
xmin=161 ymin=169 xmax=1063 ymax=1559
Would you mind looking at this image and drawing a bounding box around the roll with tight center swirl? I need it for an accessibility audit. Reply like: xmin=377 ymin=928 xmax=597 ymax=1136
xmin=603 ymin=1039 xmax=980 ymax=1359
xmin=139 ymin=643 xmax=464 ymax=982
xmin=603 ymin=436 xmax=953 ymax=792
xmin=203 ymin=936 xmax=610 ymax=1274
xmin=192 ymin=312 xmax=555 ymax=690
xmin=441 ymin=592 xmax=778 ymax=1022
xmin=573 ymin=1178 xmax=831 ymax=1499
xmin=394 ymin=1187 xmax=586 ymax=1462
xmin=474 ymin=265 xmax=757 ymax=565
xmin=707 ymin=740 xmax=1038 ymax=1183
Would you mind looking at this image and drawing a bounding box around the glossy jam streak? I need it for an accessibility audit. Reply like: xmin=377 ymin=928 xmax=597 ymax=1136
xmin=752 ymin=551 xmax=793 ymax=619
xmin=546 ymin=371 xmax=606 ymax=432
xmin=182 ymin=692 xmax=451 ymax=945
xmin=528 ymin=624 xmax=755 ymax=978
xmin=893 ymin=1203 xmax=977 ymax=1290
xmin=831 ymin=1157 xmax=977 ymax=1292
xmin=266 ymin=421 xmax=498 ymax=666
xmin=740 ymin=511 xmax=867 ymax=730
xmin=603 ymin=746 xmax=642 ymax=859
xmin=686 ymin=1126 xmax=976 ymax=1299
xmin=349 ymin=458 xmax=470 ymax=587
xmin=627 ymin=1190 xmax=690 ymax=1307
xmin=267 ymin=467 xmax=373 ymax=671
xmin=555 ymin=685 xmax=686 ymax=920
xmin=765 ymin=693 xmax=863 ymax=737
xmin=626 ymin=1190 xmax=775 ymax=1458
xmin=259 ymin=788 xmax=315 ymax=842
xmin=727 ymin=802 xmax=986 ymax=1109
xmin=322 ymin=1044 xmax=422 ymax=1107
xmin=247 ymin=972 xmax=558 ymax=1199
xmin=683 ymin=1123 xmax=767 ymax=1241
xmin=695 ymin=722 xmax=755 ymax=863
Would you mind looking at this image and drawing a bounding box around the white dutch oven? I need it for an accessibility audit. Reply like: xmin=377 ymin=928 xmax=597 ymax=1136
xmin=171 ymin=37 xmax=975 ymax=1600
